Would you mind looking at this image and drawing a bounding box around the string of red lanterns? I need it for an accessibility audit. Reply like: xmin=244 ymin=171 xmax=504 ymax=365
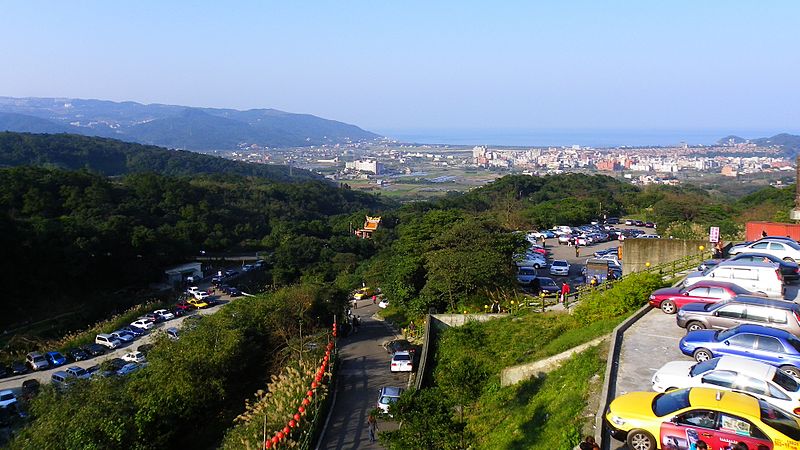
xmin=264 ymin=324 xmax=336 ymax=449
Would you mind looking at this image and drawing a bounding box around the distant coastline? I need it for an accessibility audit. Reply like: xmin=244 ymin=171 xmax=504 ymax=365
xmin=378 ymin=128 xmax=795 ymax=148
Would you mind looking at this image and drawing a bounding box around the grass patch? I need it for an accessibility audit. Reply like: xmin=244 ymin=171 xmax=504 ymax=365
xmin=466 ymin=346 xmax=605 ymax=449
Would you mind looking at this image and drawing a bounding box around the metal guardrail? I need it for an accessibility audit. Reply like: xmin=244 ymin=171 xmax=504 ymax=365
xmin=513 ymin=252 xmax=709 ymax=313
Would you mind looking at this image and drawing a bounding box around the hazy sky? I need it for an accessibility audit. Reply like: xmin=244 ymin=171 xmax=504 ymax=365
xmin=2 ymin=1 xmax=799 ymax=133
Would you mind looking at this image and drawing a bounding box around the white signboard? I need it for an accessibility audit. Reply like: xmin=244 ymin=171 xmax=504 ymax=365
xmin=709 ymin=226 xmax=720 ymax=243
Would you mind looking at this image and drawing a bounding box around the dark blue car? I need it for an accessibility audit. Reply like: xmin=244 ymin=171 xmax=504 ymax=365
xmin=121 ymin=325 xmax=146 ymax=337
xmin=45 ymin=351 xmax=67 ymax=368
xmin=679 ymin=324 xmax=800 ymax=378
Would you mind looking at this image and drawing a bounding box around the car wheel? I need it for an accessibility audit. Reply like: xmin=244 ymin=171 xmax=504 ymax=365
xmin=660 ymin=300 xmax=676 ymax=314
xmin=693 ymin=348 xmax=713 ymax=362
xmin=780 ymin=365 xmax=800 ymax=379
xmin=626 ymin=429 xmax=656 ymax=450
xmin=686 ymin=321 xmax=705 ymax=332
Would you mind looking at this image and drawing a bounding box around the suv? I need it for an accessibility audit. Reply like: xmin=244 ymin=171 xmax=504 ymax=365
xmin=684 ymin=260 xmax=785 ymax=298
xmin=676 ymin=295 xmax=800 ymax=334
xmin=95 ymin=333 xmax=122 ymax=349
xmin=26 ymin=352 xmax=49 ymax=371
xmin=679 ymin=324 xmax=800 ymax=378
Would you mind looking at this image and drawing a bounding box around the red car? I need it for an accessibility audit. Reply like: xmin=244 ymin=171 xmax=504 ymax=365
xmin=529 ymin=246 xmax=547 ymax=255
xmin=647 ymin=280 xmax=753 ymax=314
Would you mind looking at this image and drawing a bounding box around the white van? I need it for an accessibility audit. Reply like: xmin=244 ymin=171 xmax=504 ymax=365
xmin=683 ymin=260 xmax=784 ymax=298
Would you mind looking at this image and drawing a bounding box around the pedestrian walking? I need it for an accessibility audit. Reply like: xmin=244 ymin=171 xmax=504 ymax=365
xmin=367 ymin=414 xmax=379 ymax=443
xmin=590 ymin=276 xmax=598 ymax=289
xmin=372 ymin=295 xmax=377 ymax=305
xmin=575 ymin=244 xmax=580 ymax=258
xmin=408 ymin=320 xmax=416 ymax=337
xmin=560 ymin=282 xmax=570 ymax=303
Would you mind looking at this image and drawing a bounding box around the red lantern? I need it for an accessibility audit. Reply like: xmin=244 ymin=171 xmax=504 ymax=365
xmin=283 ymin=426 xmax=290 ymax=435
xmin=315 ymin=374 xmax=322 ymax=383
xmin=271 ymin=436 xmax=279 ymax=444
xmin=298 ymin=405 xmax=306 ymax=414
xmin=289 ymin=419 xmax=297 ymax=428
xmin=276 ymin=431 xmax=284 ymax=440
xmin=302 ymin=398 xmax=310 ymax=406
xmin=307 ymin=390 xmax=314 ymax=397
xmin=311 ymin=381 xmax=318 ymax=389
xmin=265 ymin=440 xmax=272 ymax=449
xmin=294 ymin=413 xmax=301 ymax=421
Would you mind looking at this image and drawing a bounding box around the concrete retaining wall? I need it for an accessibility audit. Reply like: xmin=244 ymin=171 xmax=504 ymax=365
xmin=500 ymin=335 xmax=609 ymax=386
xmin=622 ymin=238 xmax=706 ymax=275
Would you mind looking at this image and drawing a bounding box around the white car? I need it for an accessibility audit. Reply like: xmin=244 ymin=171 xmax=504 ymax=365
xmin=186 ymin=286 xmax=200 ymax=294
xmin=549 ymin=259 xmax=570 ymax=276
xmin=377 ymin=386 xmax=404 ymax=415
xmin=130 ymin=319 xmax=155 ymax=331
xmin=95 ymin=333 xmax=122 ymax=349
xmin=193 ymin=291 xmax=210 ymax=301
xmin=652 ymin=356 xmax=800 ymax=416
xmin=122 ymin=351 xmax=147 ymax=364
xmin=378 ymin=299 xmax=389 ymax=309
xmin=390 ymin=351 xmax=413 ymax=372
xmin=728 ymin=238 xmax=800 ymax=262
xmin=153 ymin=309 xmax=175 ymax=321
xmin=514 ymin=252 xmax=547 ymax=269
xmin=0 ymin=390 xmax=17 ymax=408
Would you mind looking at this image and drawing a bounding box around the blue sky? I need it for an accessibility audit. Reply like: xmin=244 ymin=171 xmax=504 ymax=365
xmin=2 ymin=1 xmax=798 ymax=133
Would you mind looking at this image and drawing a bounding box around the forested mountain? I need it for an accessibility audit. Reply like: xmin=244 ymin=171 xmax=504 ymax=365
xmin=718 ymin=132 xmax=800 ymax=156
xmin=0 ymin=96 xmax=380 ymax=150
xmin=0 ymin=132 xmax=319 ymax=182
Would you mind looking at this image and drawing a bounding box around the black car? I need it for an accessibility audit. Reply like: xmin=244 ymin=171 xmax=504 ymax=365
xmin=81 ymin=343 xmax=107 ymax=357
xmin=21 ymin=379 xmax=40 ymax=399
xmin=10 ymin=361 xmax=28 ymax=375
xmin=728 ymin=252 xmax=800 ymax=281
xmin=228 ymin=287 xmax=242 ymax=297
xmin=66 ymin=347 xmax=90 ymax=362
xmin=386 ymin=339 xmax=416 ymax=355
xmin=537 ymin=277 xmax=561 ymax=294
xmin=137 ymin=343 xmax=155 ymax=355
xmin=634 ymin=220 xmax=645 ymax=227
xmin=103 ymin=358 xmax=126 ymax=372
xmin=121 ymin=325 xmax=146 ymax=337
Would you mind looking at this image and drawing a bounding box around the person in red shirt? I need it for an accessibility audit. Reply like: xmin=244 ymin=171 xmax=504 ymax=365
xmin=560 ymin=282 xmax=571 ymax=303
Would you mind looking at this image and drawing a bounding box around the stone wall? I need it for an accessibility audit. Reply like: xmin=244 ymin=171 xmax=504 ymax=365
xmin=622 ymin=238 xmax=707 ymax=275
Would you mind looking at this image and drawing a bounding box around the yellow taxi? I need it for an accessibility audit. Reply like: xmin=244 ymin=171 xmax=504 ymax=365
xmin=352 ymin=287 xmax=374 ymax=300
xmin=605 ymin=387 xmax=800 ymax=450
xmin=187 ymin=298 xmax=209 ymax=309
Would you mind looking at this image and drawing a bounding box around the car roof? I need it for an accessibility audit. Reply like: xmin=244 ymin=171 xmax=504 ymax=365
xmin=714 ymin=356 xmax=774 ymax=379
xmin=715 ymin=260 xmax=781 ymax=268
xmin=729 ymin=295 xmax=800 ymax=311
xmin=393 ymin=351 xmax=410 ymax=357
xmin=688 ymin=387 xmax=760 ymax=416
xmin=380 ymin=386 xmax=404 ymax=396
xmin=749 ymin=238 xmax=800 ymax=249
xmin=730 ymin=323 xmax=795 ymax=338
xmin=688 ymin=280 xmax=750 ymax=293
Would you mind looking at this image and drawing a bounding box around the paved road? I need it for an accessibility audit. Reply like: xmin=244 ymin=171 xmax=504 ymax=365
xmin=319 ymin=300 xmax=408 ymax=450
xmin=534 ymin=236 xmax=621 ymax=287
xmin=0 ymin=278 xmax=243 ymax=394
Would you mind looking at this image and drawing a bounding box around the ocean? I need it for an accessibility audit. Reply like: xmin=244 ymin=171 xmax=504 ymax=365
xmin=376 ymin=128 xmax=792 ymax=148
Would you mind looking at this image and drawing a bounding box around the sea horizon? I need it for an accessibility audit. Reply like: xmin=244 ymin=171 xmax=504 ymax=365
xmin=375 ymin=128 xmax=796 ymax=148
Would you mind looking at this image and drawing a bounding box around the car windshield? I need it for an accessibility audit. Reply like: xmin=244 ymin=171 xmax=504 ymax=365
xmin=689 ymin=358 xmax=719 ymax=377
xmin=652 ymin=389 xmax=691 ymax=417
xmin=540 ymin=279 xmax=557 ymax=287
xmin=717 ymin=327 xmax=740 ymax=341
xmin=759 ymin=399 xmax=800 ymax=440
xmin=773 ymin=370 xmax=800 ymax=393
xmin=380 ymin=396 xmax=399 ymax=404
xmin=394 ymin=354 xmax=411 ymax=361
xmin=554 ymin=261 xmax=567 ymax=267
xmin=519 ymin=269 xmax=535 ymax=275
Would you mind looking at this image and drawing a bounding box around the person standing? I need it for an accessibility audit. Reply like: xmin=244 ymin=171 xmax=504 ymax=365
xmin=560 ymin=282 xmax=570 ymax=303
xmin=367 ymin=414 xmax=379 ymax=443
xmin=575 ymin=244 xmax=580 ymax=258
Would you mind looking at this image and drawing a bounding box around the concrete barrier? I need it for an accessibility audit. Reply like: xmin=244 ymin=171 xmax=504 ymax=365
xmin=622 ymin=238 xmax=707 ymax=275
xmin=500 ymin=335 xmax=609 ymax=386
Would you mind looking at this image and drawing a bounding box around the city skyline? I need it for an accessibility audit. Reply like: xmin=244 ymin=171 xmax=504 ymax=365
xmin=1 ymin=1 xmax=799 ymax=135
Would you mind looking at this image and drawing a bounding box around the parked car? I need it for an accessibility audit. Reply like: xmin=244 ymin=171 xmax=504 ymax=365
xmin=51 ymin=371 xmax=74 ymax=389
xmin=192 ymin=291 xmax=211 ymax=301
xmin=81 ymin=343 xmax=107 ymax=357
xmin=557 ymin=234 xmax=572 ymax=245
xmin=45 ymin=351 xmax=67 ymax=368
xmin=130 ymin=319 xmax=155 ymax=330
xmin=116 ymin=362 xmax=141 ymax=376
xmin=537 ymin=277 xmax=561 ymax=295
xmin=528 ymin=245 xmax=547 ymax=256
xmin=121 ymin=325 xmax=146 ymax=337
xmin=353 ymin=287 xmax=375 ymax=300
xmin=227 ymin=287 xmax=242 ymax=297
xmin=514 ymin=252 xmax=547 ymax=269
xmin=645 ymin=222 xmax=656 ymax=228
xmin=729 ymin=252 xmax=800 ymax=281
xmin=95 ymin=333 xmax=122 ymax=350
xmin=26 ymin=352 xmax=49 ymax=371
xmin=679 ymin=324 xmax=800 ymax=378
xmin=652 ymin=356 xmax=800 ymax=416
xmin=697 ymin=259 xmax=722 ymax=272
xmin=137 ymin=343 xmax=155 ymax=355
xmin=166 ymin=327 xmax=180 ymax=340
xmin=648 ymin=280 xmax=754 ymax=314
xmin=376 ymin=386 xmax=404 ymax=415
xmin=634 ymin=220 xmax=645 ymax=227
xmin=390 ymin=351 xmax=413 ymax=372
xmin=378 ymin=299 xmax=389 ymax=309
xmin=729 ymin=238 xmax=800 ymax=262
xmin=683 ymin=260 xmax=785 ymax=298
xmin=122 ymin=351 xmax=147 ymax=364
xmin=21 ymin=380 xmax=39 ymax=399
xmin=175 ymin=300 xmax=194 ymax=312
xmin=65 ymin=366 xmax=90 ymax=380
xmin=66 ymin=347 xmax=90 ymax=362
xmin=187 ymin=286 xmax=200 ymax=295
xmin=102 ymin=358 xmax=127 ymax=373
xmin=111 ymin=330 xmax=135 ymax=344
xmin=385 ymin=339 xmax=415 ymax=355
xmin=516 ymin=267 xmax=537 ymax=285
xmin=0 ymin=390 xmax=17 ymax=409
xmin=676 ymin=295 xmax=800 ymax=334
xmin=549 ymin=260 xmax=570 ymax=277
xmin=10 ymin=361 xmax=28 ymax=375
xmin=0 ymin=365 xmax=7 ymax=379
xmin=187 ymin=298 xmax=209 ymax=309
xmin=142 ymin=313 xmax=164 ymax=323
xmin=605 ymin=387 xmax=800 ymax=450
xmin=153 ymin=309 xmax=175 ymax=321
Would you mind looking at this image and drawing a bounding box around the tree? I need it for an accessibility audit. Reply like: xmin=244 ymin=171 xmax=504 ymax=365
xmin=381 ymin=388 xmax=464 ymax=450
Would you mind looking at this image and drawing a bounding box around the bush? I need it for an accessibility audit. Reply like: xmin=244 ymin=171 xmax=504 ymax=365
xmin=572 ymin=271 xmax=667 ymax=324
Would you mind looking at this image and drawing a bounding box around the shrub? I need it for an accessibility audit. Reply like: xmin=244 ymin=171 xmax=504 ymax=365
xmin=572 ymin=271 xmax=667 ymax=324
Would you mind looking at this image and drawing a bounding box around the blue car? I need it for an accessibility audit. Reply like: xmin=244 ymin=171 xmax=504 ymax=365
xmin=679 ymin=324 xmax=800 ymax=378
xmin=121 ymin=325 xmax=146 ymax=337
xmin=45 ymin=351 xmax=67 ymax=367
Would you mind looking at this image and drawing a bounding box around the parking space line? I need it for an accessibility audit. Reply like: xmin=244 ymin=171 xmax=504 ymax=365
xmin=637 ymin=333 xmax=682 ymax=340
